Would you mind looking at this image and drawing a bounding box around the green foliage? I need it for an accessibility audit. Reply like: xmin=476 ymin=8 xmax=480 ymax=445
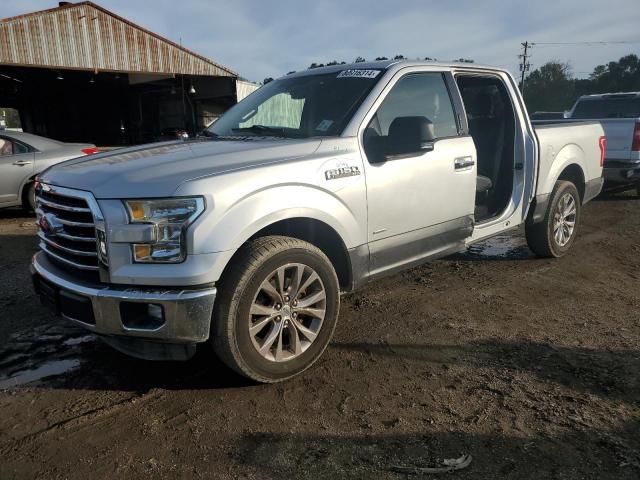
xmin=523 ymin=61 xmax=575 ymax=112
xmin=585 ymin=54 xmax=640 ymax=93
xmin=1 ymin=108 xmax=21 ymax=128
xmin=524 ymin=54 xmax=640 ymax=113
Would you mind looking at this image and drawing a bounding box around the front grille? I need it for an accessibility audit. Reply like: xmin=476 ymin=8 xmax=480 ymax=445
xmin=35 ymin=185 xmax=101 ymax=278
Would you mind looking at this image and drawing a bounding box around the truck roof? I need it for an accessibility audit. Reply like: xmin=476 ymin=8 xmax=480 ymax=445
xmin=283 ymin=59 xmax=506 ymax=79
xmin=578 ymin=92 xmax=640 ymax=100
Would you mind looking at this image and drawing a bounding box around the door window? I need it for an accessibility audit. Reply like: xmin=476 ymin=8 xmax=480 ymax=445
xmin=0 ymin=138 xmax=29 ymax=156
xmin=0 ymin=138 xmax=14 ymax=156
xmin=363 ymin=73 xmax=458 ymax=162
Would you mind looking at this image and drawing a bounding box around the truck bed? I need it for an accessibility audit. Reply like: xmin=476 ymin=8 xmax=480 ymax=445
xmin=533 ymin=121 xmax=604 ymax=198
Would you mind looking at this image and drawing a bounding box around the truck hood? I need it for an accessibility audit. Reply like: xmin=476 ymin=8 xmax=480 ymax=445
xmin=38 ymin=138 xmax=322 ymax=198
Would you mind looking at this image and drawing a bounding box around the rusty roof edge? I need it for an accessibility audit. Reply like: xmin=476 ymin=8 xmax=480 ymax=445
xmin=0 ymin=1 xmax=238 ymax=78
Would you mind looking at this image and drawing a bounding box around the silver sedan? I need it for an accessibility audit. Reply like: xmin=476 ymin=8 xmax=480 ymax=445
xmin=0 ymin=131 xmax=97 ymax=210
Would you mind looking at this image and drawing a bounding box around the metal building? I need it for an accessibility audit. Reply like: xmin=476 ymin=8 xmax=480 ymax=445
xmin=0 ymin=1 xmax=257 ymax=145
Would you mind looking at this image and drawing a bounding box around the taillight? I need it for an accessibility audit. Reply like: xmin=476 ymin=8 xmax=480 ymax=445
xmin=81 ymin=147 xmax=99 ymax=155
xmin=632 ymin=122 xmax=640 ymax=152
xmin=598 ymin=136 xmax=606 ymax=168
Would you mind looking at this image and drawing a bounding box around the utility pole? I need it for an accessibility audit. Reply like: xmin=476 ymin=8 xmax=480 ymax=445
xmin=518 ymin=41 xmax=532 ymax=95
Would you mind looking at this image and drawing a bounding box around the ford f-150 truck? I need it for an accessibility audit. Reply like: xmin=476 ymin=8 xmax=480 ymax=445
xmin=30 ymin=60 xmax=606 ymax=383
xmin=564 ymin=92 xmax=640 ymax=192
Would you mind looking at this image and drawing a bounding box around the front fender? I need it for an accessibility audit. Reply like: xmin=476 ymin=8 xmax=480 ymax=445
xmin=189 ymin=183 xmax=365 ymax=256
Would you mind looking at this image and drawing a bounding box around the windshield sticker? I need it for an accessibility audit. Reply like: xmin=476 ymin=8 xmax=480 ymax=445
xmin=337 ymin=69 xmax=381 ymax=79
xmin=316 ymin=120 xmax=334 ymax=131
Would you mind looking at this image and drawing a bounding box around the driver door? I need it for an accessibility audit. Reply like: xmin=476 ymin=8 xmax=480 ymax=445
xmin=360 ymin=71 xmax=476 ymax=278
xmin=0 ymin=136 xmax=34 ymax=204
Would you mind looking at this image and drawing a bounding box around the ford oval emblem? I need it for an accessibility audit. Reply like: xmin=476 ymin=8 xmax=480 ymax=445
xmin=39 ymin=213 xmax=64 ymax=235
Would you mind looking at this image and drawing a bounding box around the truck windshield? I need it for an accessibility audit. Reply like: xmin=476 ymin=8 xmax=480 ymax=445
xmin=206 ymin=70 xmax=382 ymax=139
xmin=571 ymin=97 xmax=640 ymax=119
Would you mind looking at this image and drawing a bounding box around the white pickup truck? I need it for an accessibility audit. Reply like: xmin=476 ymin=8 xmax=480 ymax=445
xmin=565 ymin=92 xmax=640 ymax=190
xmin=31 ymin=60 xmax=605 ymax=382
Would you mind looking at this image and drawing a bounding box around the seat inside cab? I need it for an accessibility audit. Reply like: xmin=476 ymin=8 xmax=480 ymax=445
xmin=456 ymin=75 xmax=516 ymax=222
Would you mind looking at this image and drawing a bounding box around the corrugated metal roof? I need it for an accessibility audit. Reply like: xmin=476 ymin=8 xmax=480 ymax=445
xmin=0 ymin=1 xmax=237 ymax=77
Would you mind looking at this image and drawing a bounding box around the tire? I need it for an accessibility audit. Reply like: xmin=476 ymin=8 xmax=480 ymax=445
xmin=23 ymin=182 xmax=36 ymax=213
xmin=212 ymin=235 xmax=340 ymax=383
xmin=526 ymin=180 xmax=581 ymax=258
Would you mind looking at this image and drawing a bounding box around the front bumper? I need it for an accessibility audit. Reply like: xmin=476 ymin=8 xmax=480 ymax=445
xmin=31 ymin=252 xmax=216 ymax=360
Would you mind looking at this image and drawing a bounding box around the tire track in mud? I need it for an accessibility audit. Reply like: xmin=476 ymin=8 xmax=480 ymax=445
xmin=0 ymin=390 xmax=165 ymax=458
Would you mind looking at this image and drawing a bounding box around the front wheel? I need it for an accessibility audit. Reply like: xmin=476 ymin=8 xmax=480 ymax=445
xmin=526 ymin=180 xmax=581 ymax=258
xmin=23 ymin=182 xmax=36 ymax=212
xmin=212 ymin=236 xmax=340 ymax=383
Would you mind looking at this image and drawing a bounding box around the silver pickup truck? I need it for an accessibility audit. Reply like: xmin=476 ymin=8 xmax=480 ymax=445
xmin=31 ymin=60 xmax=605 ymax=382
xmin=565 ymin=92 xmax=640 ymax=190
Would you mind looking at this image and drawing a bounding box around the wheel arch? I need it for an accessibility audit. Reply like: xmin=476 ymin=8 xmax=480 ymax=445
xmin=222 ymin=217 xmax=354 ymax=292
xmin=19 ymin=173 xmax=38 ymax=207
xmin=556 ymin=163 xmax=586 ymax=203
xmin=541 ymin=143 xmax=587 ymax=202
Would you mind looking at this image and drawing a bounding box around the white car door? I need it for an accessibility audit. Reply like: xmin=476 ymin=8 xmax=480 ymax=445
xmin=0 ymin=136 xmax=34 ymax=204
xmin=359 ymin=70 xmax=477 ymax=278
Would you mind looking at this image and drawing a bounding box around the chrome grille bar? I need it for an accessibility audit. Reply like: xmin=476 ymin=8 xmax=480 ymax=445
xmin=35 ymin=184 xmax=102 ymax=277
xmin=39 ymin=242 xmax=100 ymax=271
xmin=37 ymin=231 xmax=98 ymax=257
xmin=36 ymin=197 xmax=92 ymax=213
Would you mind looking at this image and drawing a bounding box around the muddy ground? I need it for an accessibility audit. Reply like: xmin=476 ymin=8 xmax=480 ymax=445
xmin=0 ymin=192 xmax=639 ymax=480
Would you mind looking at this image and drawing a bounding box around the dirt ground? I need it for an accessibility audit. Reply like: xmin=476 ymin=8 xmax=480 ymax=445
xmin=0 ymin=191 xmax=639 ymax=480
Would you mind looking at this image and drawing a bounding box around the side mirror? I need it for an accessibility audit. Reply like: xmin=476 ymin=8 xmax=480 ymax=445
xmin=385 ymin=116 xmax=435 ymax=160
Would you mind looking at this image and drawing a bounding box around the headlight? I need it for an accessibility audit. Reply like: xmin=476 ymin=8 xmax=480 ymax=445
xmin=123 ymin=197 xmax=205 ymax=263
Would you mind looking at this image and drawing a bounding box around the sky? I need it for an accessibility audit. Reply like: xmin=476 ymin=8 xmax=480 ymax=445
xmin=3 ymin=0 xmax=640 ymax=82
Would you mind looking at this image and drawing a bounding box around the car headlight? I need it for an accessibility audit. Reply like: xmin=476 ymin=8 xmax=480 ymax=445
xmin=123 ymin=197 xmax=205 ymax=263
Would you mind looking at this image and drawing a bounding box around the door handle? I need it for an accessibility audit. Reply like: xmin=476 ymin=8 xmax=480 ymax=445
xmin=454 ymin=156 xmax=475 ymax=170
xmin=12 ymin=160 xmax=32 ymax=166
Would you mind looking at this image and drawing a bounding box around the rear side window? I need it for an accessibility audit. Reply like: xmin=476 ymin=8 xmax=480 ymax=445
xmin=0 ymin=138 xmax=30 ymax=155
xmin=371 ymin=73 xmax=459 ymax=139
xmin=0 ymin=138 xmax=13 ymax=156
xmin=571 ymin=97 xmax=640 ymax=119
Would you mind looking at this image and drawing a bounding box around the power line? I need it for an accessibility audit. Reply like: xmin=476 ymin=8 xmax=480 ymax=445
xmin=532 ymin=40 xmax=640 ymax=46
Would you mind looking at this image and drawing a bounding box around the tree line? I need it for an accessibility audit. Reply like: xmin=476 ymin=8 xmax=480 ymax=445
xmin=522 ymin=54 xmax=640 ymax=113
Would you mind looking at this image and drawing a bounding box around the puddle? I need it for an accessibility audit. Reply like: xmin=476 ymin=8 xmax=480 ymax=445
xmin=0 ymin=326 xmax=96 ymax=388
xmin=464 ymin=235 xmax=532 ymax=259
xmin=0 ymin=359 xmax=81 ymax=388
xmin=63 ymin=335 xmax=95 ymax=346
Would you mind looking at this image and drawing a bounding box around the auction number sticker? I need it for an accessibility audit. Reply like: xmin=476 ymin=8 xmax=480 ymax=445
xmin=337 ymin=69 xmax=381 ymax=79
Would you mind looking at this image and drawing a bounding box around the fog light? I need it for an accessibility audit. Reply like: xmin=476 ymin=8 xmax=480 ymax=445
xmin=148 ymin=304 xmax=163 ymax=321
xmin=120 ymin=302 xmax=165 ymax=330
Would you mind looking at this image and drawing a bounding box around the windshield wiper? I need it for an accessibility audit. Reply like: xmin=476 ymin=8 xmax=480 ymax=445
xmin=231 ymin=125 xmax=288 ymax=137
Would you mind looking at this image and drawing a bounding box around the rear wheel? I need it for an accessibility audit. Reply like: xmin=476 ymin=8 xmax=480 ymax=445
xmin=212 ymin=236 xmax=340 ymax=383
xmin=526 ymin=180 xmax=581 ymax=258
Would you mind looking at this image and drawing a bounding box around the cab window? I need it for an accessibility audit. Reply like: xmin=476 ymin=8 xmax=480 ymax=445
xmin=363 ymin=73 xmax=458 ymax=163
xmin=374 ymin=73 xmax=458 ymax=137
